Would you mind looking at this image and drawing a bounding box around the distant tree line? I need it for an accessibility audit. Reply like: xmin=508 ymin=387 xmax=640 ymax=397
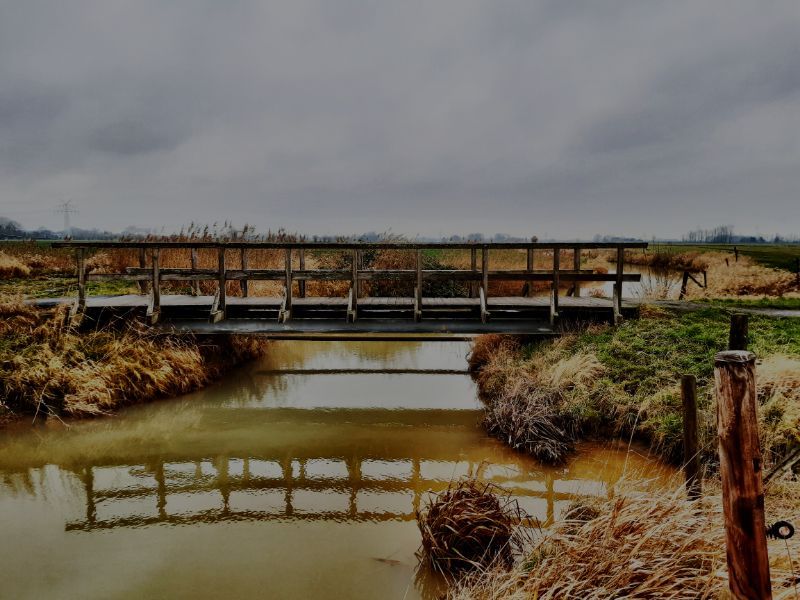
xmin=682 ymin=225 xmax=799 ymax=244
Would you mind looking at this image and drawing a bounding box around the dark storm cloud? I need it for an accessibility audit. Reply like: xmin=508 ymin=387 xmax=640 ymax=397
xmin=0 ymin=0 xmax=798 ymax=238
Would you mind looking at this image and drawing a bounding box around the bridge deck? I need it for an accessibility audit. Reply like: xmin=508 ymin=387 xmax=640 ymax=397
xmin=33 ymin=294 xmax=638 ymax=337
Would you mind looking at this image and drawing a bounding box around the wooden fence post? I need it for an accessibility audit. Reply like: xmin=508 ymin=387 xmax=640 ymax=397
xmin=681 ymin=374 xmax=701 ymax=500
xmin=714 ymin=350 xmax=772 ymax=600
xmin=729 ymin=314 xmax=749 ymax=351
xmin=613 ymin=245 xmax=623 ymax=324
xmin=573 ymin=246 xmax=581 ymax=298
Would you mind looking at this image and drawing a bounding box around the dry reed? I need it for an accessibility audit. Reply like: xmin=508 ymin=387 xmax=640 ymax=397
xmin=0 ymin=298 xmax=269 ymax=419
xmin=449 ymin=479 xmax=800 ymax=599
xmin=417 ymin=478 xmax=528 ymax=576
xmin=0 ymin=251 xmax=31 ymax=279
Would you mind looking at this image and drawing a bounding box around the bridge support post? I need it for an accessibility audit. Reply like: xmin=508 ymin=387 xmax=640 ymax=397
xmin=613 ymin=245 xmax=623 ymax=325
xmin=550 ymin=249 xmax=559 ymax=326
xmin=240 ymin=248 xmax=249 ymax=298
xmin=681 ymin=374 xmax=701 ymax=500
xmin=573 ymin=247 xmax=581 ymax=298
xmin=147 ymin=248 xmax=161 ymax=324
xmin=525 ymin=248 xmax=533 ymax=297
xmin=298 ymin=248 xmax=306 ymax=298
xmin=415 ymin=249 xmax=423 ymax=321
xmin=470 ymin=248 xmax=477 ymax=298
xmin=280 ymin=248 xmax=292 ymax=322
xmin=138 ymin=248 xmax=148 ymax=294
xmin=190 ymin=248 xmax=200 ymax=296
xmin=210 ymin=247 xmax=226 ymax=323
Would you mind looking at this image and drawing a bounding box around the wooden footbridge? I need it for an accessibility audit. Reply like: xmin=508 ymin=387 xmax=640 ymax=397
xmin=46 ymin=240 xmax=647 ymax=337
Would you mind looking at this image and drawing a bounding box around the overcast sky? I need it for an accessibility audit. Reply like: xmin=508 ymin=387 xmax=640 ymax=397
xmin=1 ymin=1 xmax=798 ymax=239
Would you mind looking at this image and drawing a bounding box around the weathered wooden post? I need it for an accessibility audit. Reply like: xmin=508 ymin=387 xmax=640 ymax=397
xmin=148 ymin=247 xmax=161 ymax=324
xmin=572 ymin=246 xmax=581 ymax=298
xmin=350 ymin=248 xmax=358 ymax=321
xmin=190 ymin=247 xmax=200 ymax=296
xmin=715 ymin=350 xmax=772 ymax=600
xmin=298 ymin=247 xmax=306 ymax=298
xmin=283 ymin=247 xmax=292 ymax=319
xmin=138 ymin=247 xmax=148 ymax=293
xmin=613 ymin=245 xmax=623 ymax=324
xmin=76 ymin=247 xmax=86 ymax=312
xmin=209 ymin=247 xmax=226 ymax=322
xmin=525 ymin=247 xmax=534 ymax=297
xmin=240 ymin=248 xmax=249 ymax=298
xmin=681 ymin=374 xmax=701 ymax=500
xmin=415 ymin=249 xmax=423 ymax=322
xmin=470 ymin=247 xmax=477 ymax=298
xmin=729 ymin=314 xmax=749 ymax=351
xmin=550 ymin=248 xmax=559 ymax=326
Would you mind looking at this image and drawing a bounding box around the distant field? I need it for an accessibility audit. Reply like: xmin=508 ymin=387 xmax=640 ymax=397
xmin=650 ymin=242 xmax=800 ymax=271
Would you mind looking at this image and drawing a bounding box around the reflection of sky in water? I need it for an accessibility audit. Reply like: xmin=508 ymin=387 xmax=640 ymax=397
xmin=0 ymin=341 xmax=676 ymax=600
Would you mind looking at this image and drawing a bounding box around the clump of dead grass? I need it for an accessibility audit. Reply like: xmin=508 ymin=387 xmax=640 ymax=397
xmin=417 ymin=478 xmax=528 ymax=576
xmin=470 ymin=336 xmax=606 ymax=463
xmin=0 ymin=251 xmax=31 ymax=279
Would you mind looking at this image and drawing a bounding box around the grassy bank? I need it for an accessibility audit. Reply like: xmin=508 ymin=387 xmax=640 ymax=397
xmin=0 ymin=299 xmax=269 ymax=421
xmin=469 ymin=306 xmax=800 ymax=465
xmin=455 ymin=309 xmax=800 ymax=598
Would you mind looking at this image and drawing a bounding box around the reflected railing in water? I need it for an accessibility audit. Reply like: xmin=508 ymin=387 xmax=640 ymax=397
xmin=62 ymin=443 xmax=654 ymax=532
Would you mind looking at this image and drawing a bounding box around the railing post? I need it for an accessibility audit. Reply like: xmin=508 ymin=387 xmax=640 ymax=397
xmin=525 ymin=247 xmax=533 ymax=297
xmin=190 ymin=248 xmax=200 ymax=296
xmin=482 ymin=246 xmax=489 ymax=299
xmin=138 ymin=248 xmax=148 ymax=294
xmin=613 ymin=245 xmax=623 ymax=324
xmin=681 ymin=374 xmax=701 ymax=500
xmin=729 ymin=314 xmax=749 ymax=351
xmin=240 ymin=248 xmax=249 ymax=298
xmin=209 ymin=247 xmax=226 ymax=322
xmin=76 ymin=247 xmax=86 ymax=312
xmin=148 ymin=248 xmax=161 ymax=324
xmin=284 ymin=248 xmax=292 ymax=314
xmin=550 ymin=248 xmax=559 ymax=326
xmin=714 ymin=351 xmax=772 ymax=600
xmin=415 ymin=249 xmax=423 ymax=322
xmin=298 ymin=248 xmax=306 ymax=298
xmin=573 ymin=247 xmax=581 ymax=298
xmin=470 ymin=248 xmax=477 ymax=298
xmin=350 ymin=248 xmax=358 ymax=316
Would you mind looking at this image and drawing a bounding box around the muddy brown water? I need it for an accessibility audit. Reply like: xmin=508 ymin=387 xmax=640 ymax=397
xmin=0 ymin=341 xmax=675 ymax=600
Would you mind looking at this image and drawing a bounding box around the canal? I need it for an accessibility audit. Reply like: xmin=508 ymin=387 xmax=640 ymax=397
xmin=0 ymin=340 xmax=673 ymax=599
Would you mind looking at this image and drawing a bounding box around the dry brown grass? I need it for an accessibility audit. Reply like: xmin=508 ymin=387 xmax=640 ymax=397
xmin=0 ymin=298 xmax=269 ymax=419
xmin=0 ymin=251 xmax=31 ymax=279
xmin=417 ymin=478 xmax=528 ymax=576
xmin=449 ymin=479 xmax=800 ymax=599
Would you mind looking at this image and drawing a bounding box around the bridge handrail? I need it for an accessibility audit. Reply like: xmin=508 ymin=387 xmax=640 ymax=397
xmin=56 ymin=239 xmax=647 ymax=326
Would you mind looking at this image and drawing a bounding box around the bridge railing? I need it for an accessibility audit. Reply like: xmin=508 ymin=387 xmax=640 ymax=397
xmin=51 ymin=241 xmax=647 ymax=324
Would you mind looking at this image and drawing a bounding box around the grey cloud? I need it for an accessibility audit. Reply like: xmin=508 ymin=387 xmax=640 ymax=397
xmin=0 ymin=0 xmax=798 ymax=238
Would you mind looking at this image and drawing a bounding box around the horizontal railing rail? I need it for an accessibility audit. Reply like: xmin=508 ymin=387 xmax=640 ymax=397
xmin=52 ymin=240 xmax=647 ymax=326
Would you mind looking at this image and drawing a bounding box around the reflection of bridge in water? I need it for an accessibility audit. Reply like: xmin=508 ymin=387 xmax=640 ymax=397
xmin=69 ymin=450 xmax=610 ymax=532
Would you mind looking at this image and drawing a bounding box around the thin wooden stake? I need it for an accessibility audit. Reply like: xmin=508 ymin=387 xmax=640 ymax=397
xmin=415 ymin=249 xmax=423 ymax=322
xmin=470 ymin=248 xmax=477 ymax=298
xmin=525 ymin=248 xmax=533 ymax=297
xmin=714 ymin=350 xmax=772 ymax=600
xmin=148 ymin=248 xmax=161 ymax=324
xmin=681 ymin=374 xmax=701 ymax=500
xmin=550 ymin=249 xmax=559 ymax=325
xmin=728 ymin=314 xmax=749 ymax=351
xmin=573 ymin=247 xmax=581 ymax=298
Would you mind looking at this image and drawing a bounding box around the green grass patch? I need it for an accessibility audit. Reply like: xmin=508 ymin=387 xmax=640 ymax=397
xmin=652 ymin=242 xmax=800 ymax=271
